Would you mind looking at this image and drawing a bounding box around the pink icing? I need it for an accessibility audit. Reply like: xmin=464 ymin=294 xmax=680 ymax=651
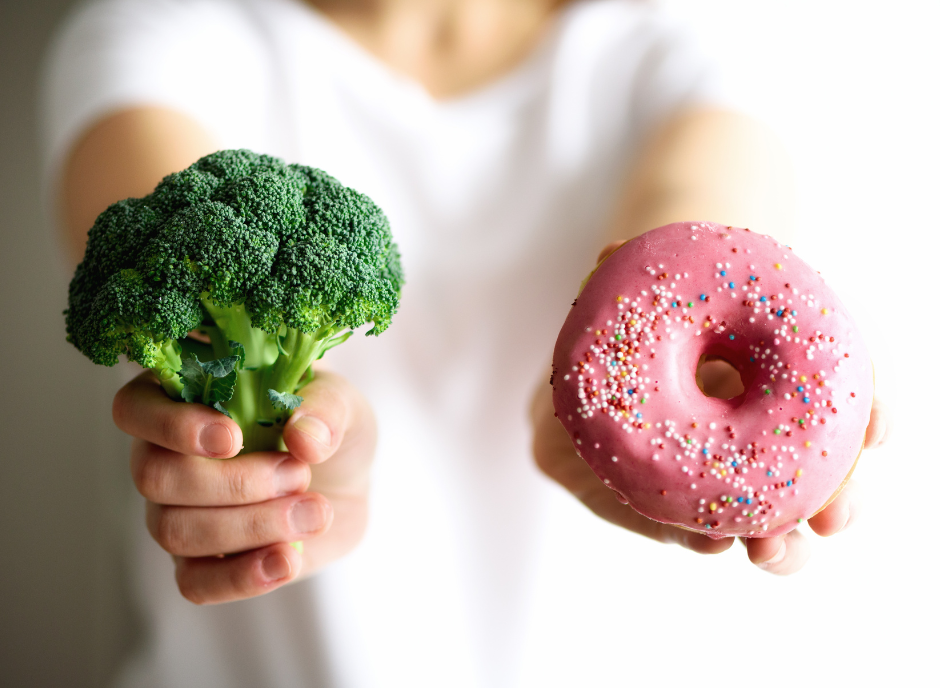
xmin=551 ymin=222 xmax=873 ymax=538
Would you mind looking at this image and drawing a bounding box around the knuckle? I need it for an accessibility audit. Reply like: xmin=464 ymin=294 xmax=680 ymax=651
xmin=158 ymin=411 xmax=183 ymax=451
xmin=232 ymin=558 xmax=260 ymax=599
xmin=132 ymin=453 xmax=168 ymax=500
xmin=175 ymin=565 xmax=208 ymax=605
xmin=111 ymin=383 xmax=133 ymax=429
xmin=225 ymin=466 xmax=253 ymax=503
xmin=113 ymin=374 xmax=159 ymax=431
xmin=243 ymin=508 xmax=273 ymax=545
xmin=153 ymin=507 xmax=188 ymax=554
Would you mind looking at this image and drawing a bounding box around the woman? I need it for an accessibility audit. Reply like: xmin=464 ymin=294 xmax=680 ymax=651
xmin=44 ymin=0 xmax=888 ymax=684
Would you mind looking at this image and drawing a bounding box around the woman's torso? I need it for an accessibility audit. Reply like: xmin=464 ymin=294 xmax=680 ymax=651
xmin=43 ymin=1 xmax=717 ymax=684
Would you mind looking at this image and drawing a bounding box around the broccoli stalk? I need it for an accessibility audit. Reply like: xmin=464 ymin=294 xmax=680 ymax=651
xmin=66 ymin=149 xmax=403 ymax=455
xmin=194 ymin=297 xmax=352 ymax=452
xmin=152 ymin=339 xmax=186 ymax=398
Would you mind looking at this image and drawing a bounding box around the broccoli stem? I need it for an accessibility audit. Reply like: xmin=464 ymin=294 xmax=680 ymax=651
xmin=242 ymin=327 xmax=354 ymax=453
xmin=200 ymin=296 xmax=277 ymax=369
xmin=152 ymin=339 xmax=185 ymax=399
xmin=264 ymin=329 xmax=326 ymax=401
xmin=245 ymin=329 xmax=328 ymax=453
xmin=227 ymin=367 xmax=261 ymax=446
xmin=190 ymin=298 xmax=356 ymax=453
xmin=196 ymin=303 xmax=317 ymax=452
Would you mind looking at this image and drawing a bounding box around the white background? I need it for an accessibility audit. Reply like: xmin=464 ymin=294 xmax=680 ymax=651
xmin=518 ymin=2 xmax=939 ymax=686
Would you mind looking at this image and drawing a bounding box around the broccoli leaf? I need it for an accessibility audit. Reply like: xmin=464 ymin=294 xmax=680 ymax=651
xmin=268 ymin=389 xmax=304 ymax=411
xmin=179 ymin=353 xmax=239 ymax=413
xmin=201 ymin=354 xmax=240 ymax=380
xmin=228 ymin=340 xmax=245 ymax=369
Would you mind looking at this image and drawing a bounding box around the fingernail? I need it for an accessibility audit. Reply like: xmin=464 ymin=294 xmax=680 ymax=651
xmin=200 ymin=423 xmax=233 ymax=456
xmin=261 ymin=553 xmax=291 ymax=582
xmin=758 ymin=540 xmax=787 ymax=569
xmin=275 ymin=458 xmax=309 ymax=496
xmin=290 ymin=499 xmax=325 ymax=534
xmin=293 ymin=416 xmax=331 ymax=448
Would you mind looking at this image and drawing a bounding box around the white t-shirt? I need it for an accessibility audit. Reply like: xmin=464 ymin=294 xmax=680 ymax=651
xmin=43 ymin=1 xmax=721 ymax=685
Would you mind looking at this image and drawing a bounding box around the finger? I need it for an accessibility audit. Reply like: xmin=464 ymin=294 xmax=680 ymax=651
xmin=574 ymin=480 xmax=733 ymax=553
xmin=283 ymin=370 xmax=376 ymax=486
xmin=300 ymin=491 xmax=371 ymax=573
xmin=864 ymin=396 xmax=892 ymax=449
xmin=532 ymin=383 xmax=732 ymax=554
xmin=131 ymin=440 xmax=311 ymax=506
xmin=174 ymin=542 xmax=302 ymax=605
xmin=746 ymin=529 xmax=811 ymax=575
xmin=657 ymin=524 xmax=735 ymax=554
xmin=113 ymin=371 xmax=242 ymax=457
xmin=807 ymin=479 xmax=859 ymax=537
xmin=147 ymin=493 xmax=333 ymax=557
xmin=597 ymin=240 xmax=627 ymax=264
xmin=281 ymin=369 xmax=350 ymax=465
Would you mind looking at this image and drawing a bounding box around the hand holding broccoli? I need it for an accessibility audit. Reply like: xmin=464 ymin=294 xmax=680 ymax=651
xmin=116 ymin=367 xmax=375 ymax=603
xmin=67 ymin=150 xmax=402 ymax=601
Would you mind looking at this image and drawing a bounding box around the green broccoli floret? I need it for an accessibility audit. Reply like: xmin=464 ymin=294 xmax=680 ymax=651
xmin=66 ymin=149 xmax=403 ymax=453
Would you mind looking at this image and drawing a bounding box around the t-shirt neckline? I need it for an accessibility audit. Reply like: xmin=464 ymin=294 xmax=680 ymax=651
xmin=267 ymin=0 xmax=572 ymax=114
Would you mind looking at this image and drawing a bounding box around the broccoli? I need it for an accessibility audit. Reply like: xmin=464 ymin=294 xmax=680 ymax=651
xmin=66 ymin=149 xmax=403 ymax=454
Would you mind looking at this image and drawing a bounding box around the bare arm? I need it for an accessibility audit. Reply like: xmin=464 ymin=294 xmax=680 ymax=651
xmin=60 ymin=107 xmax=219 ymax=264
xmin=611 ymin=107 xmax=795 ymax=244
xmin=533 ymin=107 xmax=888 ymax=575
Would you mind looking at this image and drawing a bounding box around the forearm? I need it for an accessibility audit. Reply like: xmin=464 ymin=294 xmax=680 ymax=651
xmin=610 ymin=108 xmax=795 ymax=245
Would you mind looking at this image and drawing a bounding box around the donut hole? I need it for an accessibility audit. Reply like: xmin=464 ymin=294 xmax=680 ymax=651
xmin=696 ymin=355 xmax=745 ymax=400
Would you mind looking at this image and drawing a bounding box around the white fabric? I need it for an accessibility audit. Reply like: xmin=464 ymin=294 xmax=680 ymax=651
xmin=42 ymin=1 xmax=722 ymax=685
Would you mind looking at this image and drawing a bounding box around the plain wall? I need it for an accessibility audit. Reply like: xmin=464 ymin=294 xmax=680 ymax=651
xmin=0 ymin=1 xmax=139 ymax=686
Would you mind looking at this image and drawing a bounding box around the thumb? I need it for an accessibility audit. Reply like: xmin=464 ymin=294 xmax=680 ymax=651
xmin=282 ymin=369 xmax=353 ymax=465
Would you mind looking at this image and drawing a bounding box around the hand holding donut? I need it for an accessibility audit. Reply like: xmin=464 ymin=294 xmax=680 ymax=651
xmin=115 ymin=368 xmax=375 ymax=603
xmin=533 ymin=224 xmax=891 ymax=575
xmin=532 ymin=382 xmax=889 ymax=573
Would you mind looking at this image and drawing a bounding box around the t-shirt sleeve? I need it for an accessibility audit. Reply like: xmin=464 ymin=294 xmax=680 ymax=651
xmin=40 ymin=0 xmax=271 ymax=183
xmin=545 ymin=1 xmax=735 ymax=174
xmin=619 ymin=9 xmax=735 ymax=144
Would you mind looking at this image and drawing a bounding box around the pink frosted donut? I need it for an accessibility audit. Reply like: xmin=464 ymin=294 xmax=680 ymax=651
xmin=551 ymin=222 xmax=873 ymax=538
